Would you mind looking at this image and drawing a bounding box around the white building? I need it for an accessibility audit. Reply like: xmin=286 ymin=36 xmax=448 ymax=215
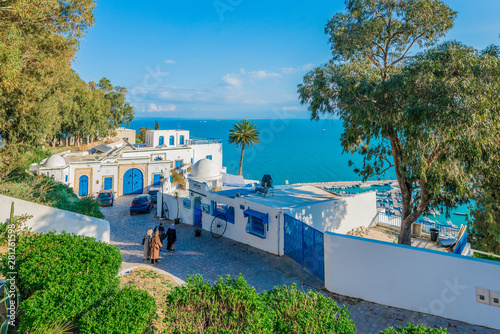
xmin=162 ymin=159 xmax=377 ymax=256
xmin=31 ymin=130 xmax=223 ymax=197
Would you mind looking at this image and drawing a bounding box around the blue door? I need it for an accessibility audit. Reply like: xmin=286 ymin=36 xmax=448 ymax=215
xmin=159 ymin=136 xmax=164 ymax=146
xmin=194 ymin=199 xmax=202 ymax=228
xmin=123 ymin=168 xmax=144 ymax=195
xmin=153 ymin=174 xmax=161 ymax=186
xmin=79 ymin=175 xmax=89 ymax=196
xmin=104 ymin=177 xmax=113 ymax=190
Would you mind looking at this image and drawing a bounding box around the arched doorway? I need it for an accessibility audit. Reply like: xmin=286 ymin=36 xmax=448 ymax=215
xmin=79 ymin=175 xmax=89 ymax=196
xmin=123 ymin=168 xmax=144 ymax=195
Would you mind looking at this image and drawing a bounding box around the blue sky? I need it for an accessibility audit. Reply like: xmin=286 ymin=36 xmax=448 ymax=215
xmin=72 ymin=0 xmax=500 ymax=119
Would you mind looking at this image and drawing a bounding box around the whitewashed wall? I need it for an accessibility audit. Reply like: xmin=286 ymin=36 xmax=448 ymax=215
xmin=0 ymin=195 xmax=110 ymax=243
xmin=324 ymin=232 xmax=500 ymax=330
xmin=192 ymin=143 xmax=223 ymax=170
xmin=291 ymin=191 xmax=377 ymax=234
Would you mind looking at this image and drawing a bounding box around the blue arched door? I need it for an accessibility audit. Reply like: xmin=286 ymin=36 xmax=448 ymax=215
xmin=79 ymin=175 xmax=89 ymax=196
xmin=123 ymin=168 xmax=144 ymax=195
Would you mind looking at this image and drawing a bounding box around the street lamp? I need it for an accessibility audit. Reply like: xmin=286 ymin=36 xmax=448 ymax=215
xmin=160 ymin=174 xmax=165 ymax=219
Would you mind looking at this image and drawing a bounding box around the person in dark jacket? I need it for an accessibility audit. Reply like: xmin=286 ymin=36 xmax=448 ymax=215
xmin=166 ymin=224 xmax=177 ymax=252
xmin=154 ymin=222 xmax=166 ymax=243
xmin=142 ymin=229 xmax=153 ymax=261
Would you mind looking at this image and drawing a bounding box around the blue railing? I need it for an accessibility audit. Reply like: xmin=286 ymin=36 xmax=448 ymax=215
xmin=186 ymin=137 xmax=222 ymax=145
xmin=453 ymin=231 xmax=468 ymax=255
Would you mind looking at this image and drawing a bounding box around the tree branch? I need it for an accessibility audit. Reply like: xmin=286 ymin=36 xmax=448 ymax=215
xmin=389 ymin=33 xmax=425 ymax=67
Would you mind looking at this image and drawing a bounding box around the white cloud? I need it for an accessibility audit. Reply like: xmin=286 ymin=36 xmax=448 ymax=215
xmin=164 ymin=59 xmax=176 ymax=64
xmin=281 ymin=63 xmax=315 ymax=75
xmin=147 ymin=103 xmax=177 ymax=112
xmin=222 ymin=73 xmax=243 ymax=88
xmin=248 ymin=70 xmax=282 ymax=79
xmin=281 ymin=106 xmax=300 ymax=111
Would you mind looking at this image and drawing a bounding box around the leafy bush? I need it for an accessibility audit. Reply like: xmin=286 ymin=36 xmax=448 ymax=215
xmin=380 ymin=323 xmax=447 ymax=334
xmin=163 ymin=274 xmax=273 ymax=333
xmin=1 ymin=232 xmax=122 ymax=331
xmin=79 ymin=286 xmax=156 ymax=334
xmin=264 ymin=284 xmax=356 ymax=334
xmin=0 ymin=173 xmax=104 ymax=219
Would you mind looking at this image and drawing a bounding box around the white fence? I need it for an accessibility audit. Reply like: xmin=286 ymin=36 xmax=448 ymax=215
xmin=378 ymin=212 xmax=460 ymax=238
xmin=324 ymin=232 xmax=500 ymax=330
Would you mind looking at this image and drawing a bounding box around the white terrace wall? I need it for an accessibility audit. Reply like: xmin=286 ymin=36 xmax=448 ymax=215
xmin=0 ymin=195 xmax=110 ymax=243
xmin=291 ymin=191 xmax=377 ymax=233
xmin=324 ymin=232 xmax=500 ymax=330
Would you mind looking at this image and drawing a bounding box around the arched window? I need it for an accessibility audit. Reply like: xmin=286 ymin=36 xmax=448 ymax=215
xmin=179 ymin=135 xmax=184 ymax=145
xmin=169 ymin=136 xmax=174 ymax=145
xmin=159 ymin=136 xmax=164 ymax=146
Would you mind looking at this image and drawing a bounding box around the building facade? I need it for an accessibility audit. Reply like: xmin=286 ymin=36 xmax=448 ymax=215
xmin=31 ymin=130 xmax=223 ymax=197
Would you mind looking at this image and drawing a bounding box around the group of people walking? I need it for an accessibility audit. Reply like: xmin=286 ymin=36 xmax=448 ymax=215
xmin=142 ymin=221 xmax=177 ymax=264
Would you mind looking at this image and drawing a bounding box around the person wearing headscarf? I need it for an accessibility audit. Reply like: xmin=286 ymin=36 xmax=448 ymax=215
xmin=153 ymin=221 xmax=166 ymax=243
xmin=150 ymin=230 xmax=162 ymax=264
xmin=166 ymin=224 xmax=177 ymax=252
xmin=142 ymin=229 xmax=153 ymax=261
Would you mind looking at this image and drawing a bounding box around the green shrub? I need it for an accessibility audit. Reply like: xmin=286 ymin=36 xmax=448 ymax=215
xmin=0 ymin=173 xmax=104 ymax=219
xmin=264 ymin=284 xmax=356 ymax=334
xmin=1 ymin=232 xmax=122 ymax=331
xmin=78 ymin=286 xmax=156 ymax=334
xmin=163 ymin=274 xmax=273 ymax=333
xmin=380 ymin=323 xmax=448 ymax=334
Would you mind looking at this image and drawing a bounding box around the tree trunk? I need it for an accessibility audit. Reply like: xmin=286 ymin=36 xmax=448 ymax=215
xmin=238 ymin=145 xmax=245 ymax=176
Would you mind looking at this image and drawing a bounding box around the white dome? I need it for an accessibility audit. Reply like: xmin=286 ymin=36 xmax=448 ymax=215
xmin=44 ymin=155 xmax=67 ymax=168
xmin=189 ymin=159 xmax=221 ymax=180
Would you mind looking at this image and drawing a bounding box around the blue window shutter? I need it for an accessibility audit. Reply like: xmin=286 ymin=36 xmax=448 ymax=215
xmin=169 ymin=136 xmax=174 ymax=145
xmin=170 ymin=175 xmax=173 ymax=183
xmin=176 ymin=160 xmax=183 ymax=168
xmin=65 ymin=175 xmax=68 ymax=182
xmin=159 ymin=136 xmax=164 ymax=145
xmin=180 ymin=135 xmax=184 ymax=145
xmin=206 ymin=155 xmax=212 ymax=160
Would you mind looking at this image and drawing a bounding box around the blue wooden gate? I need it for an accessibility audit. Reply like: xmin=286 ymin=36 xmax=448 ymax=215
xmin=103 ymin=177 xmax=113 ymax=190
xmin=123 ymin=168 xmax=143 ymax=195
xmin=284 ymin=214 xmax=324 ymax=281
xmin=78 ymin=175 xmax=89 ymax=196
xmin=194 ymin=198 xmax=202 ymax=228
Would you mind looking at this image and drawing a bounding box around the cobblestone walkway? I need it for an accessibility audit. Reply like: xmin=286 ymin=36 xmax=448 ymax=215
xmin=105 ymin=196 xmax=498 ymax=334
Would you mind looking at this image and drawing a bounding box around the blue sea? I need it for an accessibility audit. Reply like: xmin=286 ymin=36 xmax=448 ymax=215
xmin=128 ymin=118 xmax=396 ymax=185
xmin=128 ymin=117 xmax=472 ymax=227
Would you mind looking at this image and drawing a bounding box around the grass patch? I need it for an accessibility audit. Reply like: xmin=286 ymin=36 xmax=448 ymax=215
xmin=473 ymin=252 xmax=500 ymax=262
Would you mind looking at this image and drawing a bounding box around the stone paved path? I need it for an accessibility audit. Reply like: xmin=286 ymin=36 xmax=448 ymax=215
xmin=105 ymin=195 xmax=498 ymax=334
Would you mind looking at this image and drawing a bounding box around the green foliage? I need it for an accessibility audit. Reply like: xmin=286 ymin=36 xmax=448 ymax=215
xmin=380 ymin=323 xmax=447 ymax=333
xmin=0 ymin=202 xmax=32 ymax=244
xmin=264 ymin=284 xmax=356 ymax=333
xmin=163 ymin=275 xmax=356 ymax=334
xmin=468 ymin=158 xmax=500 ymax=254
xmin=137 ymin=126 xmax=151 ymax=144
xmin=0 ymin=144 xmax=51 ymax=176
xmin=1 ymin=232 xmax=122 ymax=331
xmin=299 ymin=0 xmax=500 ymax=245
xmin=163 ymin=274 xmax=274 ymax=333
xmin=228 ymin=119 xmax=260 ymax=176
xmin=472 ymin=252 xmax=500 ymax=262
xmin=79 ymin=286 xmax=156 ymax=334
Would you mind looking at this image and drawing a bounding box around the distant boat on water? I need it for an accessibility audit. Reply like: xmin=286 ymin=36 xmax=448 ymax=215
xmin=453 ymin=212 xmax=467 ymax=216
xmin=360 ymin=182 xmax=371 ymax=188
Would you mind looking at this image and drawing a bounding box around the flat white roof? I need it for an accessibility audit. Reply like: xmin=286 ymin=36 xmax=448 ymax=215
xmin=217 ymin=185 xmax=341 ymax=209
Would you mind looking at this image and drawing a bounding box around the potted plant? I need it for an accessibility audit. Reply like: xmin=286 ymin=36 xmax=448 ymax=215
xmin=173 ymin=191 xmax=180 ymax=224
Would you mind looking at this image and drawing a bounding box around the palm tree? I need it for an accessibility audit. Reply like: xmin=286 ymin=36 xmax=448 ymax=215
xmin=228 ymin=120 xmax=260 ymax=176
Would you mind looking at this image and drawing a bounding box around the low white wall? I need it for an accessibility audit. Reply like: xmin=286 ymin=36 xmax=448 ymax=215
xmin=324 ymin=232 xmax=500 ymax=330
xmin=0 ymin=195 xmax=110 ymax=243
xmin=291 ymin=191 xmax=377 ymax=234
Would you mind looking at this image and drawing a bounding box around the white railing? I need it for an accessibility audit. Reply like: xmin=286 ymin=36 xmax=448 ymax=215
xmin=377 ymin=212 xmax=460 ymax=238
